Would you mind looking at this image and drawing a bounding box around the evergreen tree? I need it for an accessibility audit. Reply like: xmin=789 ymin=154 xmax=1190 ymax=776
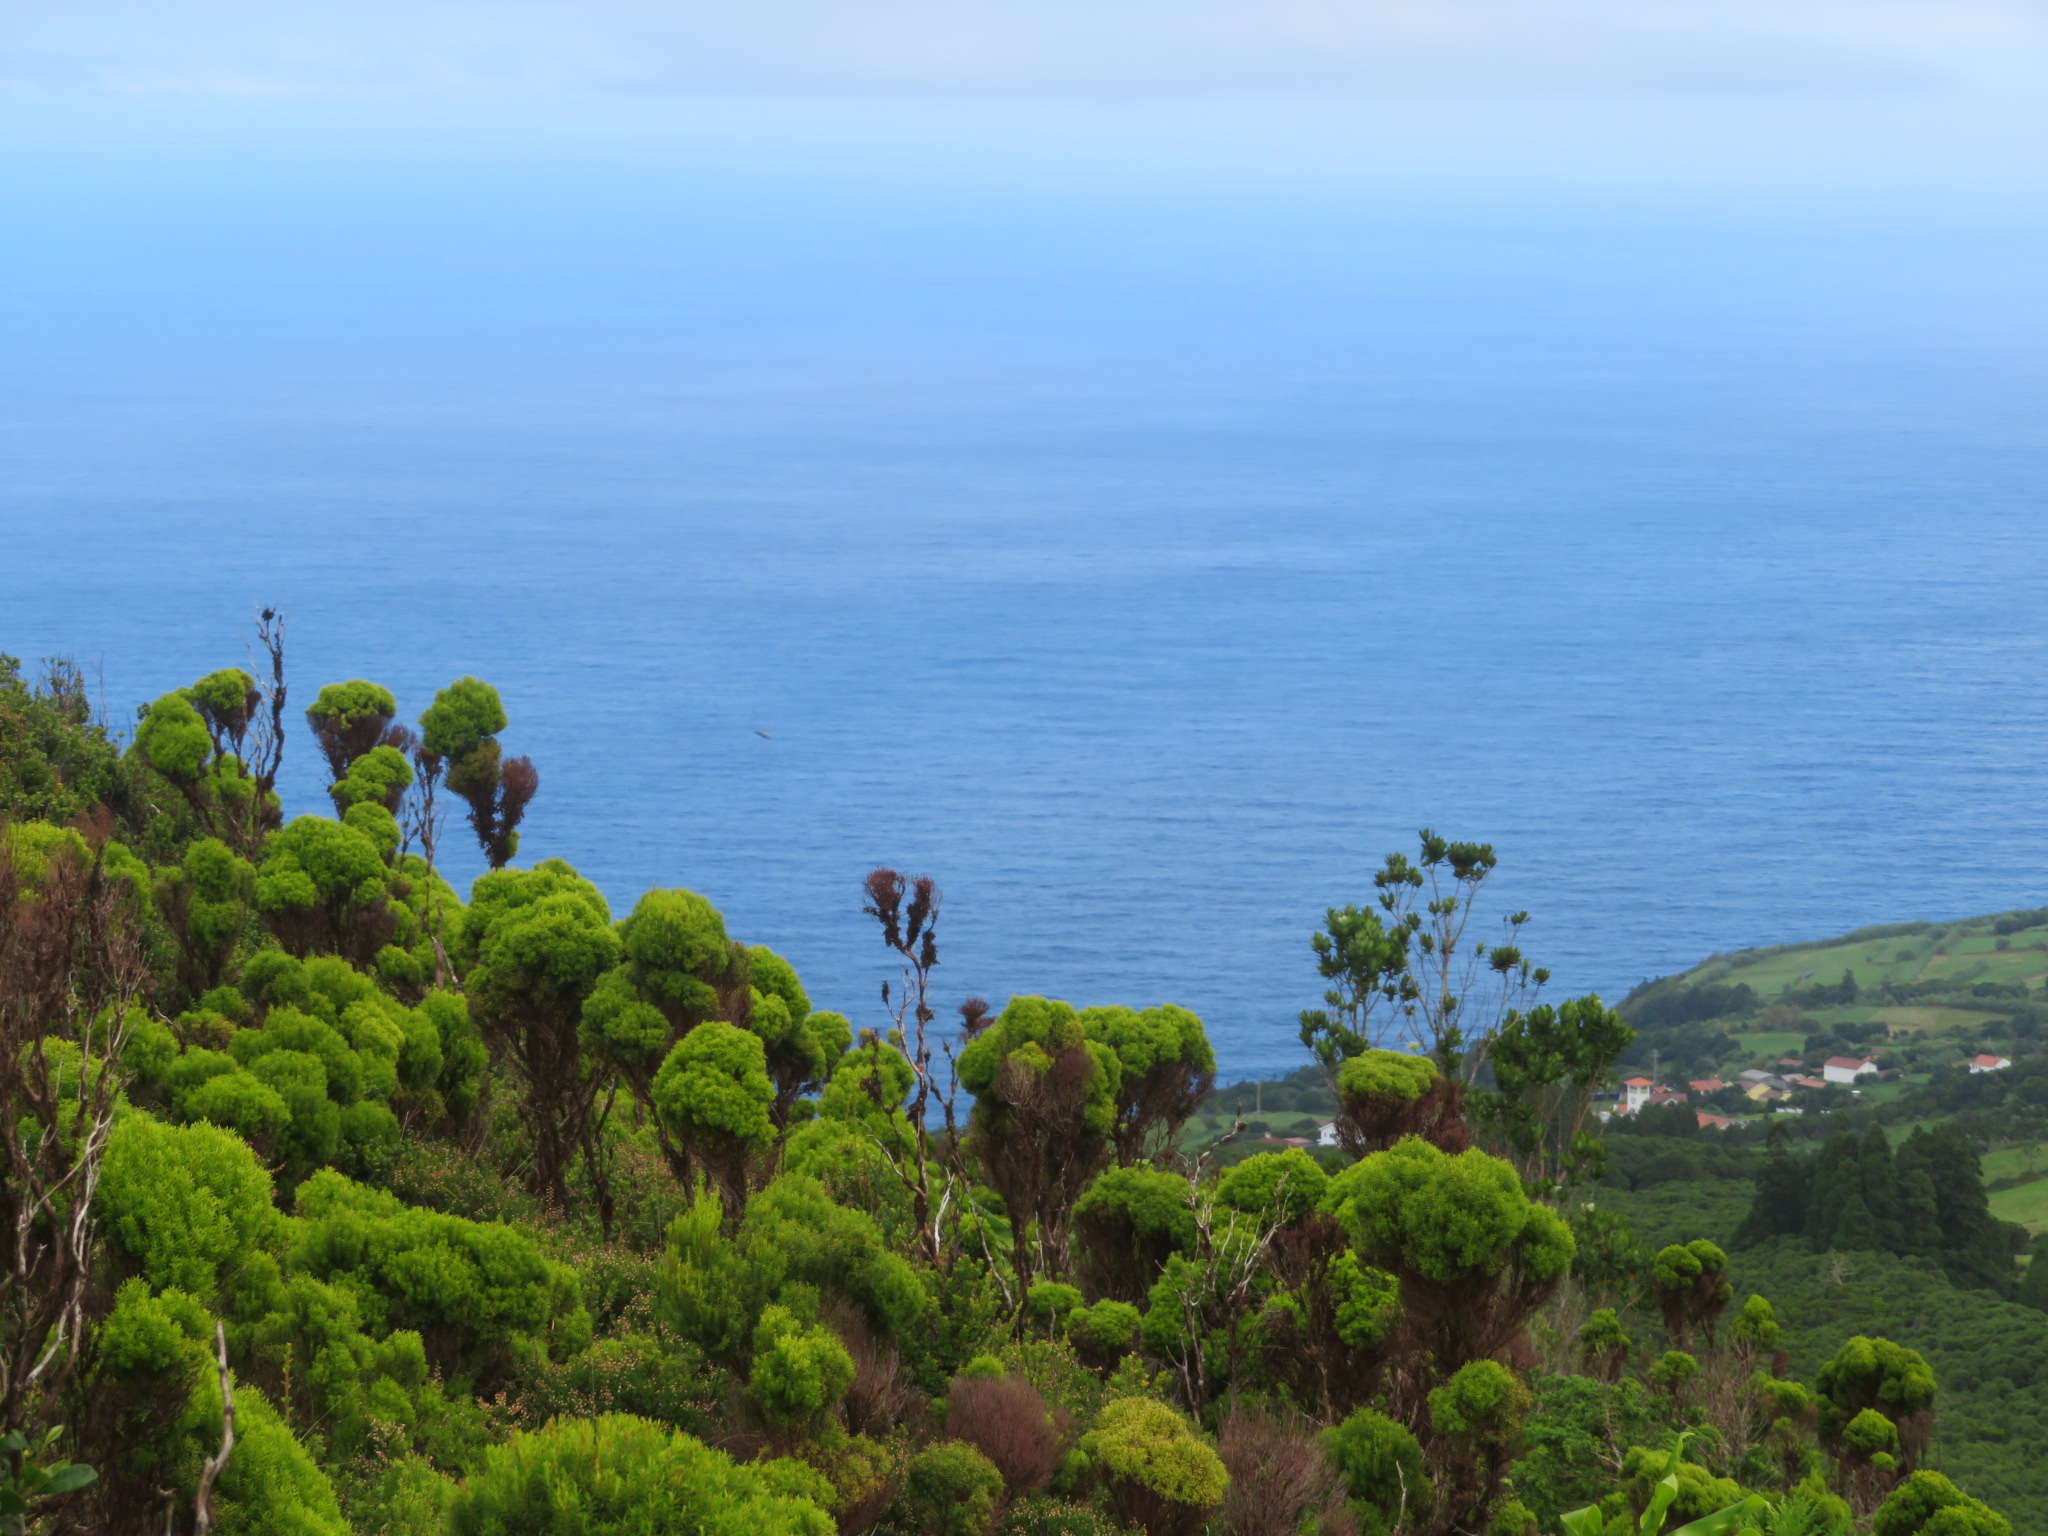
xmin=1858 ymin=1126 xmax=1907 ymax=1254
xmin=2017 ymin=1235 xmax=2048 ymax=1314
xmin=1804 ymin=1135 xmax=1862 ymax=1250
xmin=1898 ymin=1125 xmax=2015 ymax=1293
xmin=1898 ymin=1166 xmax=1943 ymax=1258
xmin=1831 ymin=1193 xmax=1883 ymax=1253
xmin=1736 ymin=1125 xmax=1811 ymax=1246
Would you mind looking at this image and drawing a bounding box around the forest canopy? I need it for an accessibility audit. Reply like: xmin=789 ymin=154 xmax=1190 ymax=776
xmin=0 ymin=635 xmax=2020 ymax=1536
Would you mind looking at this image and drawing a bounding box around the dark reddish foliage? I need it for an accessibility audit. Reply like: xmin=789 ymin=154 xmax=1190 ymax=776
xmin=945 ymin=1374 xmax=1074 ymax=1500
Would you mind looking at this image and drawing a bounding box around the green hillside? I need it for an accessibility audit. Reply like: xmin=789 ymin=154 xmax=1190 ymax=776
xmin=1613 ymin=904 xmax=2048 ymax=1128
xmin=1663 ymin=909 xmax=2048 ymax=999
xmin=1601 ymin=907 xmax=2048 ymax=1529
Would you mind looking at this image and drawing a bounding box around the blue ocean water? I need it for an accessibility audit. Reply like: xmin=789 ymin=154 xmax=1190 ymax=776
xmin=5 ymin=144 xmax=2047 ymax=1078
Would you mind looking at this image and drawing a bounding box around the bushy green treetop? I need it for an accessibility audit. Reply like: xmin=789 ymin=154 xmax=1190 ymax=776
xmin=446 ymin=1413 xmax=832 ymax=1536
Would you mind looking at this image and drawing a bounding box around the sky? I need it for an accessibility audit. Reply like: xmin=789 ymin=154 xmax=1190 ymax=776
xmin=5 ymin=0 xmax=2047 ymax=98
xmin=3 ymin=2 xmax=2048 ymax=197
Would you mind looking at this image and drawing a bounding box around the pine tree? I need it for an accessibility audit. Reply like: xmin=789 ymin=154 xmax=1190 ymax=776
xmin=1737 ymin=1125 xmax=1811 ymax=1247
xmin=1857 ymin=1126 xmax=1907 ymax=1254
xmin=1804 ymin=1134 xmax=1862 ymax=1251
xmin=1900 ymin=1125 xmax=2014 ymax=1293
xmin=1831 ymin=1192 xmax=1883 ymax=1253
xmin=2018 ymin=1236 xmax=2048 ymax=1314
xmin=1897 ymin=1166 xmax=1943 ymax=1258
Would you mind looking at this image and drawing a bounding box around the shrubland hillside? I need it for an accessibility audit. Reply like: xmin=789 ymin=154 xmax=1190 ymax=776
xmin=0 ymin=636 xmax=2027 ymax=1536
xmin=1594 ymin=908 xmax=2048 ymax=1531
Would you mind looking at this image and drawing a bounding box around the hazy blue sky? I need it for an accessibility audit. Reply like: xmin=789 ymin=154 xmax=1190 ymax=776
xmin=6 ymin=0 xmax=2046 ymax=96
xmin=4 ymin=2 xmax=2047 ymax=198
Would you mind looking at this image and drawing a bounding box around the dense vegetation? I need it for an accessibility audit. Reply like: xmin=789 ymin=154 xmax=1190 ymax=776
xmin=0 ymin=637 xmax=2023 ymax=1536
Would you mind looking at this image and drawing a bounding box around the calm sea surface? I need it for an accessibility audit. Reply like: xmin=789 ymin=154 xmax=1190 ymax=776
xmin=5 ymin=148 xmax=2047 ymax=1078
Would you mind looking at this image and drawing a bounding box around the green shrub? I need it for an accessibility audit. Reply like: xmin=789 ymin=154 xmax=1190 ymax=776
xmin=900 ymin=1441 xmax=1005 ymax=1536
xmin=1874 ymin=1471 xmax=2011 ymax=1536
xmin=749 ymin=1306 xmax=856 ymax=1424
xmin=1321 ymin=1406 xmax=1430 ymax=1534
xmin=287 ymin=1170 xmax=588 ymax=1381
xmin=446 ymin=1413 xmax=832 ymax=1536
xmin=1215 ymin=1148 xmax=1328 ymax=1223
xmin=1065 ymin=1301 xmax=1141 ymax=1368
xmin=98 ymin=1113 xmax=280 ymax=1300
xmin=1070 ymin=1166 xmax=1196 ymax=1303
xmin=1027 ymin=1282 xmax=1084 ymax=1333
xmin=1617 ymin=1448 xmax=1743 ymax=1527
xmin=1083 ymin=1397 xmax=1227 ymax=1536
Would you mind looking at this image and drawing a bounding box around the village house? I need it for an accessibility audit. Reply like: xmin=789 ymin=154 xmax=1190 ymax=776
xmin=1688 ymin=1078 xmax=1728 ymax=1094
xmin=1822 ymin=1055 xmax=1880 ymax=1086
xmin=1969 ymin=1054 xmax=2013 ymax=1074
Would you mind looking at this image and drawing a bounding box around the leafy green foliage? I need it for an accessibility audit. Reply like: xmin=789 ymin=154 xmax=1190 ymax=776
xmin=958 ymin=996 xmax=1124 ymax=1286
xmin=99 ymin=1114 xmax=281 ymax=1298
xmin=304 ymin=680 xmax=398 ymax=786
xmin=460 ymin=858 xmax=620 ymax=1208
xmin=1070 ymin=1165 xmax=1196 ymax=1303
xmin=1075 ymin=1002 xmax=1215 ymax=1163
xmin=1322 ymin=1405 xmax=1431 ymax=1533
xmin=1215 ymin=1147 xmax=1328 ymax=1224
xmin=0 ymin=655 xmax=119 ymax=824
xmin=1324 ymin=1135 xmax=1573 ymax=1377
xmin=288 ymin=1170 xmax=589 ymax=1381
xmin=420 ymin=676 xmax=535 ymax=870
xmin=749 ymin=1306 xmax=856 ymax=1425
xmin=1083 ymin=1397 xmax=1227 ymax=1535
xmin=2 ymin=660 xmax=2029 ymax=1536
xmin=0 ymin=1425 xmax=95 ymax=1534
xmin=901 ymin=1441 xmax=1005 ymax=1536
xmin=651 ymin=1020 xmax=776 ymax=1206
xmin=1476 ymin=992 xmax=1635 ymax=1190
xmin=447 ymin=1413 xmax=832 ymax=1536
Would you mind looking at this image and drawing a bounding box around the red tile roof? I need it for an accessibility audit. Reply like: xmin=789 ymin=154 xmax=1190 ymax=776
xmin=1824 ymin=1056 xmax=1876 ymax=1071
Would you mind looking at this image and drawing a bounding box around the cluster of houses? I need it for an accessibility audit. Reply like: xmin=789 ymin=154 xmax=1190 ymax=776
xmin=1270 ymin=1049 xmax=2017 ymax=1148
xmin=1603 ymin=1053 xmax=1894 ymax=1129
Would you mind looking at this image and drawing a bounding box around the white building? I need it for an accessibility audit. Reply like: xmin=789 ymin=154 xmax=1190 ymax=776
xmin=1317 ymin=1120 xmax=1339 ymax=1146
xmin=1822 ymin=1056 xmax=1880 ymax=1086
xmin=1969 ymin=1054 xmax=2012 ymax=1074
xmin=1621 ymin=1077 xmax=1654 ymax=1114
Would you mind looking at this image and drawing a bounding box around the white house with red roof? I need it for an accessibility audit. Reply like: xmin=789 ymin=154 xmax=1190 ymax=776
xmin=1621 ymin=1077 xmax=1655 ymax=1114
xmin=1969 ymin=1054 xmax=2012 ymax=1074
xmin=1822 ymin=1055 xmax=1880 ymax=1086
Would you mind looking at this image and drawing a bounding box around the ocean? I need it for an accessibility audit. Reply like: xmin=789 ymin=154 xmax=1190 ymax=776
xmin=6 ymin=125 xmax=2048 ymax=1078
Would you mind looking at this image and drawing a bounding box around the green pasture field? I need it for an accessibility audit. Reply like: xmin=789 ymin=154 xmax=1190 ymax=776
xmin=1981 ymin=1144 xmax=2048 ymax=1183
xmin=1725 ymin=1031 xmax=1806 ymax=1063
xmin=1672 ymin=911 xmax=2048 ymax=998
xmin=1990 ymin=1177 xmax=2048 ymax=1235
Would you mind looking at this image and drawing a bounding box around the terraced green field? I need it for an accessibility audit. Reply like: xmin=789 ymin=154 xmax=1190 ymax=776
xmin=1672 ymin=909 xmax=2048 ymax=999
